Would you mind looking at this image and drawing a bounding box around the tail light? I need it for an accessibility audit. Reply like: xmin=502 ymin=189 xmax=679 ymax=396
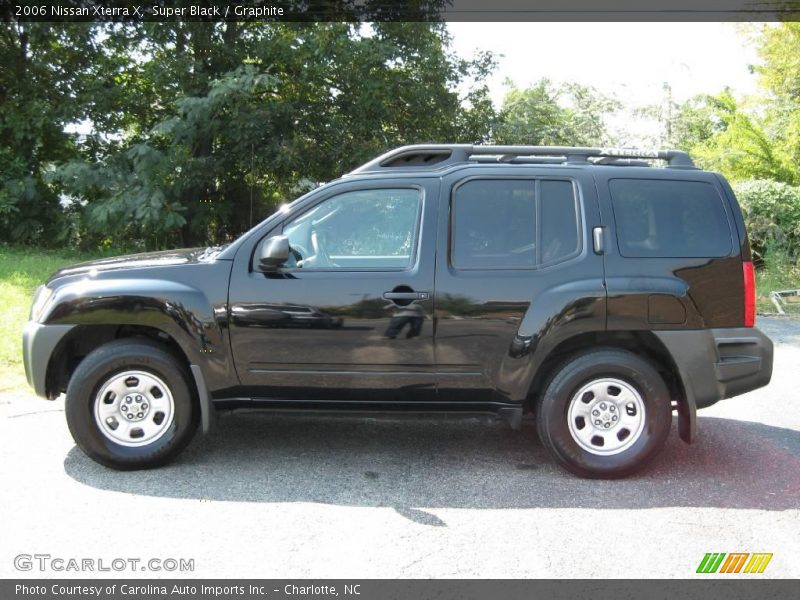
xmin=743 ymin=261 xmax=755 ymax=327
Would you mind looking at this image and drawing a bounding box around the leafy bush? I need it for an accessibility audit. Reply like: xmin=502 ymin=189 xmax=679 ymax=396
xmin=733 ymin=179 xmax=800 ymax=263
xmin=0 ymin=175 xmax=66 ymax=246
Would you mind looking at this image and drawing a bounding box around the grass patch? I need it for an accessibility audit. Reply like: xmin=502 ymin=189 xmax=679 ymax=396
xmin=755 ymin=250 xmax=800 ymax=314
xmin=0 ymin=246 xmax=123 ymax=390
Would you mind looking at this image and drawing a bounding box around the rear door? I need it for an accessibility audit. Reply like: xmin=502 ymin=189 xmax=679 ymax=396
xmin=433 ymin=167 xmax=606 ymax=403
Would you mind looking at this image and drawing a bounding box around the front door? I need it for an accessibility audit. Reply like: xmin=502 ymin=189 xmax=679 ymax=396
xmin=228 ymin=179 xmax=438 ymax=402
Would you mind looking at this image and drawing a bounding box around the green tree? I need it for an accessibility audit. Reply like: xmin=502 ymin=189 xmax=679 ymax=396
xmin=678 ymin=24 xmax=800 ymax=184
xmin=637 ymin=91 xmax=722 ymax=151
xmin=670 ymin=96 xmax=720 ymax=151
xmin=55 ymin=21 xmax=496 ymax=249
xmin=753 ymin=22 xmax=800 ymax=184
xmin=691 ymin=91 xmax=796 ymax=183
xmin=0 ymin=22 xmax=102 ymax=244
xmin=493 ymin=79 xmax=620 ymax=146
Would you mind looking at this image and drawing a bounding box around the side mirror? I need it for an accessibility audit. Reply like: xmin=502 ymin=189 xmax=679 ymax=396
xmin=258 ymin=235 xmax=290 ymax=272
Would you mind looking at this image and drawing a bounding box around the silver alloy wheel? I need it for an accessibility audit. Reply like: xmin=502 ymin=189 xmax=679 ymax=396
xmin=566 ymin=377 xmax=646 ymax=455
xmin=93 ymin=370 xmax=175 ymax=447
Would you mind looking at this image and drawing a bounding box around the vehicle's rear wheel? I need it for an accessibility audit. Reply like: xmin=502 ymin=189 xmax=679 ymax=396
xmin=536 ymin=348 xmax=672 ymax=479
xmin=65 ymin=339 xmax=198 ymax=470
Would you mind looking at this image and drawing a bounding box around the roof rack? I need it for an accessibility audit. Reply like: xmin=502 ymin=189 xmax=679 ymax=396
xmin=349 ymin=144 xmax=696 ymax=174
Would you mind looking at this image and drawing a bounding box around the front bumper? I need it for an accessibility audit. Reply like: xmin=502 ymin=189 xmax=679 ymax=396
xmin=655 ymin=326 xmax=773 ymax=442
xmin=22 ymin=321 xmax=76 ymax=399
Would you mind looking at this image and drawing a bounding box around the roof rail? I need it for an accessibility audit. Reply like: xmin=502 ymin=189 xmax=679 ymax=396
xmin=348 ymin=144 xmax=695 ymax=174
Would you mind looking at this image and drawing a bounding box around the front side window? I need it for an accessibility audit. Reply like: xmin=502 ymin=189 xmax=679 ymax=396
xmin=451 ymin=178 xmax=580 ymax=269
xmin=282 ymin=188 xmax=422 ymax=270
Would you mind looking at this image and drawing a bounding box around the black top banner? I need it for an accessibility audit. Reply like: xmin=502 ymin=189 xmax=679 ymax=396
xmin=3 ymin=0 xmax=800 ymax=22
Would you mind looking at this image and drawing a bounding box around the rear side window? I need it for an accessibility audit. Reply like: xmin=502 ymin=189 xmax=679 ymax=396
xmin=451 ymin=178 xmax=580 ymax=269
xmin=610 ymin=179 xmax=732 ymax=258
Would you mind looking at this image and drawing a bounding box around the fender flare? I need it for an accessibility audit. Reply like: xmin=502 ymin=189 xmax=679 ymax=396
xmin=494 ymin=278 xmax=607 ymax=404
xmin=41 ymin=277 xmax=235 ymax=400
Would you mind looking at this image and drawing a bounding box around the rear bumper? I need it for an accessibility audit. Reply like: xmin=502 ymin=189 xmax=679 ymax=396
xmin=22 ymin=321 xmax=75 ymax=399
xmin=657 ymin=327 xmax=773 ymax=408
xmin=655 ymin=326 xmax=773 ymax=442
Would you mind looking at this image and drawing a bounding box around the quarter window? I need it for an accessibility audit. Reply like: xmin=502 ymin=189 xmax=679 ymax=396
xmin=610 ymin=179 xmax=732 ymax=258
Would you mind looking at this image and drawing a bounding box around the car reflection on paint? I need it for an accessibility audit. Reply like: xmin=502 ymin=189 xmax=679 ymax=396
xmin=230 ymin=303 xmax=344 ymax=329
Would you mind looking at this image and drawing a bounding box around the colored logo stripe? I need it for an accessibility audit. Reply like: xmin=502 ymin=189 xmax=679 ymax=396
xmin=744 ymin=553 xmax=773 ymax=574
xmin=720 ymin=553 xmax=749 ymax=573
xmin=696 ymin=552 xmax=772 ymax=574
xmin=697 ymin=553 xmax=726 ymax=573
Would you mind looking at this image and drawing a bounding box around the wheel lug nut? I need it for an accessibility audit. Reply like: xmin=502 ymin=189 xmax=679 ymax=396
xmin=126 ymin=397 xmax=132 ymax=403
xmin=609 ymin=405 xmax=615 ymax=412
xmin=604 ymin=422 xmax=610 ymax=428
xmin=592 ymin=410 xmax=599 ymax=416
xmin=142 ymin=403 xmax=148 ymax=410
xmin=594 ymin=419 xmax=601 ymax=425
xmin=600 ymin=403 xmax=606 ymax=409
xmin=121 ymin=405 xmax=127 ymax=412
xmin=612 ymin=415 xmax=618 ymax=421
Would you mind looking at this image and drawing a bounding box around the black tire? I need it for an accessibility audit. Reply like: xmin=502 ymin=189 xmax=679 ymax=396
xmin=536 ymin=348 xmax=671 ymax=479
xmin=65 ymin=339 xmax=198 ymax=470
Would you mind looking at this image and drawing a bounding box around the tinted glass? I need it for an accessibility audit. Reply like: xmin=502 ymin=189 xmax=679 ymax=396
xmin=540 ymin=180 xmax=580 ymax=263
xmin=452 ymin=179 xmax=580 ymax=269
xmin=610 ymin=179 xmax=732 ymax=258
xmin=452 ymin=180 xmax=536 ymax=268
xmin=282 ymin=188 xmax=421 ymax=269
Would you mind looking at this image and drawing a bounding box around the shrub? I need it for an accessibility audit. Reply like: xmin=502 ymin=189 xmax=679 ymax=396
xmin=733 ymin=179 xmax=800 ymax=264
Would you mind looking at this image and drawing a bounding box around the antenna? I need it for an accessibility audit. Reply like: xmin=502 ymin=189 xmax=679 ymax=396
xmin=249 ymin=142 xmax=255 ymax=229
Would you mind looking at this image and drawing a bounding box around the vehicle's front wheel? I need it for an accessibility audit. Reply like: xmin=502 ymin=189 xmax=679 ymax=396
xmin=65 ymin=339 xmax=198 ymax=470
xmin=536 ymin=349 xmax=672 ymax=479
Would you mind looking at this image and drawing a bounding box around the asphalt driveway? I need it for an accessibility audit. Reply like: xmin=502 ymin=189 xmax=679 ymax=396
xmin=1 ymin=317 xmax=798 ymax=578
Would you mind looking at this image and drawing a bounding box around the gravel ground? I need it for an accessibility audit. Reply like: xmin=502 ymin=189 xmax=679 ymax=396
xmin=0 ymin=317 xmax=798 ymax=578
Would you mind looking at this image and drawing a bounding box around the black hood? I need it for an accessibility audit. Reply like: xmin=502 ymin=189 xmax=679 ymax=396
xmin=47 ymin=247 xmax=221 ymax=283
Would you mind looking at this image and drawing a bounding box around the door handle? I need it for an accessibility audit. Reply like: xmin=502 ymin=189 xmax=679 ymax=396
xmin=593 ymin=226 xmax=604 ymax=254
xmin=383 ymin=291 xmax=430 ymax=301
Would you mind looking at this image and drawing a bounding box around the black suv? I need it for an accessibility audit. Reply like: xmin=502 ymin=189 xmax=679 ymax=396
xmin=23 ymin=145 xmax=773 ymax=478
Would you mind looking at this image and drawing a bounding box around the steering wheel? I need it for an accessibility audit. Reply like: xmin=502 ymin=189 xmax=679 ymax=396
xmin=291 ymin=243 xmax=309 ymax=260
xmin=310 ymin=230 xmax=333 ymax=267
xmin=283 ymin=243 xmax=307 ymax=268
